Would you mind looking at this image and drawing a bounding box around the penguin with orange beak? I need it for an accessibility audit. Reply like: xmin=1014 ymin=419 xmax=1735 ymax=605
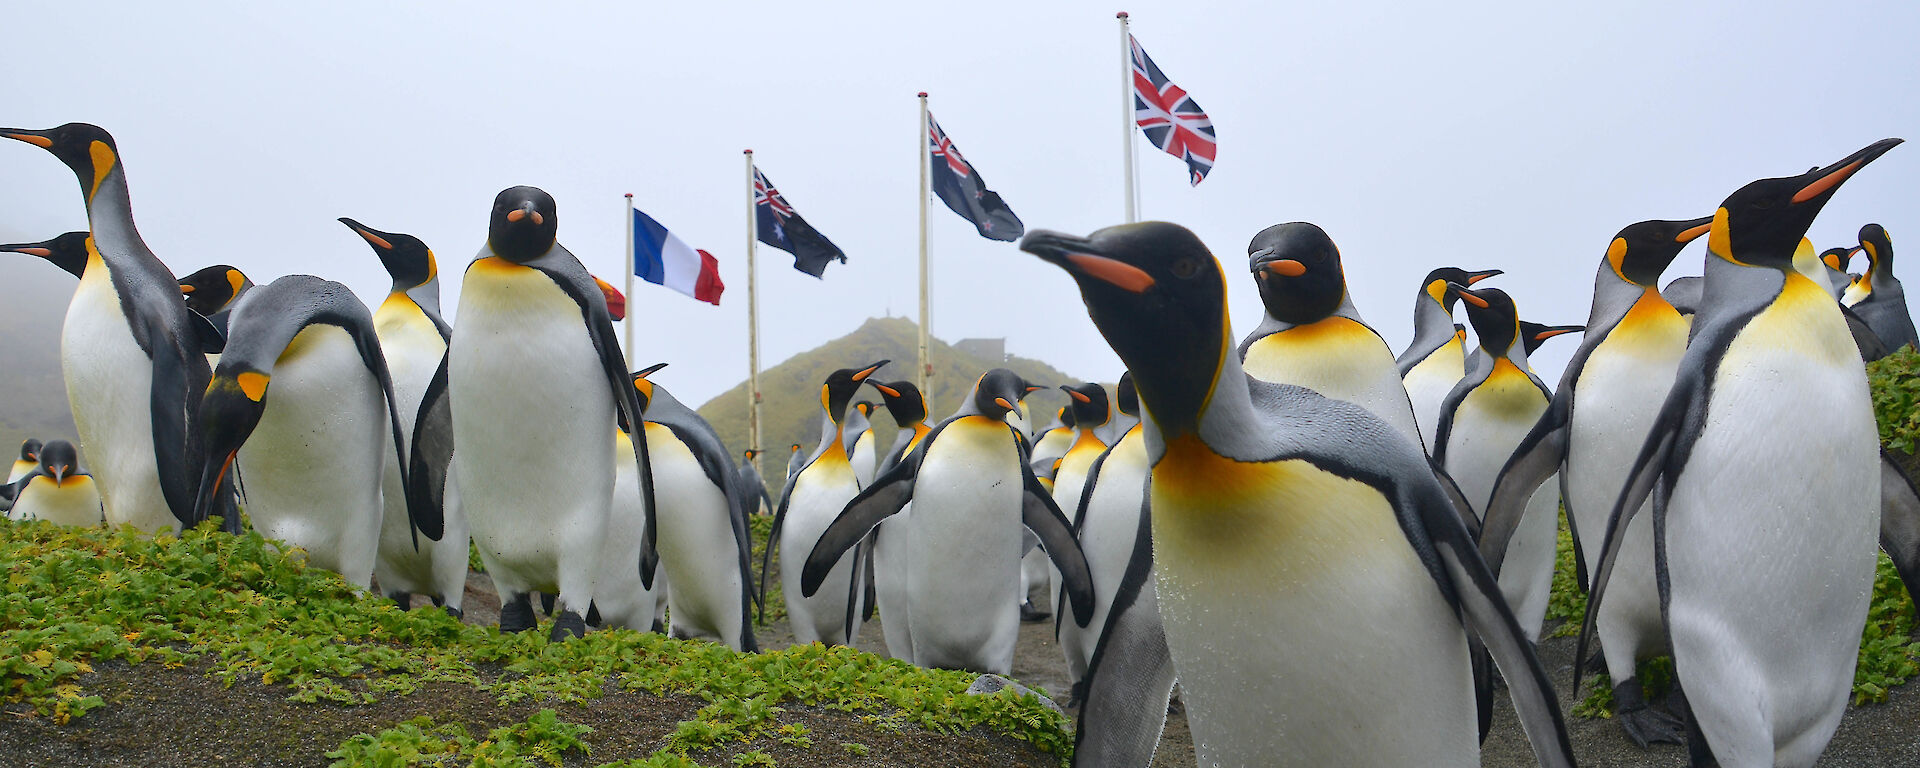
xmin=4 ymin=440 xmax=101 ymax=527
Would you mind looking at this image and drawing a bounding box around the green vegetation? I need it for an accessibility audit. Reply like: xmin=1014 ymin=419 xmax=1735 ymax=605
xmin=1870 ymin=347 xmax=1920 ymax=455
xmin=748 ymin=515 xmax=785 ymax=625
xmin=0 ymin=520 xmax=1072 ymax=765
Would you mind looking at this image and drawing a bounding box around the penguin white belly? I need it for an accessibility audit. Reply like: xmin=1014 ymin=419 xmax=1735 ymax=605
xmin=372 ymin=304 xmax=469 ymax=607
xmin=1442 ymin=363 xmax=1554 ymax=640
xmin=1666 ymin=299 xmax=1877 ymax=767
xmin=1153 ymin=441 xmax=1476 ymax=766
xmin=592 ymin=430 xmax=664 ymax=631
xmin=647 ymin=424 xmax=746 ymax=649
xmin=873 ymin=509 xmax=914 ymax=660
xmin=451 ymin=261 xmax=613 ymax=613
xmin=850 ymin=433 xmax=876 ymax=488
xmin=237 ymin=325 xmax=386 ymax=589
xmin=1244 ymin=320 xmax=1424 ymax=450
xmin=10 ymin=476 xmax=103 ymax=527
xmin=1059 ymin=429 xmax=1148 ymax=686
xmin=780 ymin=456 xmax=863 ymax=645
xmin=63 ymin=268 xmax=174 ymax=532
xmin=1403 ymin=340 xmax=1465 ymax=451
xmin=1567 ymin=316 xmax=1685 ymax=675
xmin=1046 ymin=437 xmax=1104 ymax=619
xmin=903 ymin=417 xmax=1025 ymax=673
xmin=9 ymin=461 xmax=35 ymax=484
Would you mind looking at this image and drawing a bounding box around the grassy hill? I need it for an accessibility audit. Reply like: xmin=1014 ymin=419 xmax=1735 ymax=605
xmin=697 ymin=317 xmax=1088 ymax=473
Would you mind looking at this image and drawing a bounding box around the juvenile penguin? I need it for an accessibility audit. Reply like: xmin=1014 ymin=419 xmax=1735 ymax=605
xmin=409 ymin=186 xmax=653 ymax=641
xmin=866 ymin=379 xmax=931 ymax=659
xmin=1433 ymin=284 xmax=1559 ymax=643
xmin=1581 ymin=139 xmax=1903 ymax=768
xmin=842 ymin=401 xmax=878 ymax=488
xmin=178 ymin=264 xmax=255 ymax=336
xmin=1844 ymin=223 xmax=1917 ymax=353
xmin=1019 ymin=223 xmax=1573 ymax=768
xmin=1481 ymin=216 xmax=1711 ymax=746
xmin=1055 ymin=370 xmax=1150 ymax=707
xmin=193 ymin=276 xmax=427 ymax=589
xmin=9 ymin=439 xmax=43 ymax=483
xmin=800 ymin=368 xmax=1094 ymax=674
xmin=4 ymin=440 xmax=101 ymax=526
xmin=1397 ymin=266 xmax=1504 ymax=449
xmin=761 ymin=361 xmax=888 ymax=645
xmin=2 ymin=123 xmax=225 ymax=532
xmin=0 ymin=233 xmax=89 ymax=278
xmin=340 ymin=218 xmax=470 ymax=617
xmin=1240 ymin=222 xmax=1424 ymax=449
xmin=738 ymin=451 xmax=774 ymax=517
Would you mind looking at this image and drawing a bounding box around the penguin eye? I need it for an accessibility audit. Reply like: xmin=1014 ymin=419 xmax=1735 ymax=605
xmin=1170 ymin=258 xmax=1200 ymax=280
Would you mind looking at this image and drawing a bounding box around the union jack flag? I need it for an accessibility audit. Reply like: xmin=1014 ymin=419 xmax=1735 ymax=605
xmin=751 ymin=163 xmax=846 ymax=277
xmin=1130 ymin=34 xmax=1215 ymax=185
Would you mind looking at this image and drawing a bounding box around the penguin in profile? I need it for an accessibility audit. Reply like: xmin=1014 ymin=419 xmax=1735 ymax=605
xmin=784 ymin=443 xmax=805 ymax=484
xmin=1105 ymin=374 xmax=1140 ymax=441
xmin=408 ymin=186 xmax=654 ymax=641
xmin=865 ymin=378 xmax=932 ymax=659
xmin=738 ymin=451 xmax=774 ymax=516
xmin=4 ymin=440 xmax=101 ymax=527
xmin=1021 ymin=405 xmax=1075 ymax=617
xmin=10 ymin=439 xmax=43 ymax=483
xmin=1240 ymin=222 xmax=1424 ymax=449
xmin=801 ymin=368 xmax=1094 ymax=674
xmin=843 ymin=401 xmax=878 ymax=488
xmin=1047 ymin=382 xmax=1111 ymax=686
xmin=193 ymin=276 xmax=429 ymax=589
xmin=1820 ymin=246 xmax=1856 ymax=299
xmin=1581 ymin=138 xmax=1903 ymax=768
xmin=1480 ymin=216 xmax=1709 ymax=746
xmin=1397 ymin=266 xmax=1504 ymax=449
xmin=1055 ymin=370 xmax=1151 ymax=708
xmin=0 ymin=233 xmax=89 ymax=278
xmin=1028 ymin=406 xmax=1075 ymax=481
xmin=761 ymin=361 xmax=888 ymax=645
xmin=1844 ymin=223 xmax=1917 ymax=354
xmin=2 ymin=123 xmax=226 ymax=532
xmin=178 ymin=264 xmax=255 ymax=337
xmin=1518 ymin=322 xmax=1584 ymax=355
xmin=602 ymin=419 xmax=666 ymax=634
xmin=1020 ymin=223 xmax=1573 ymax=768
xmin=340 ymin=218 xmax=470 ymax=618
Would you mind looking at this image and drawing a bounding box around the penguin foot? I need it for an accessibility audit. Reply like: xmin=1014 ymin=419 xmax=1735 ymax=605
xmin=1064 ymin=679 xmax=1089 ymax=710
xmin=1585 ymin=649 xmax=1608 ymax=676
xmin=1614 ymin=679 xmax=1686 ymax=748
xmin=444 ymin=605 xmax=463 ymax=621
xmin=651 ymin=618 xmax=667 ymax=635
xmin=1019 ymin=600 xmax=1050 ymax=622
xmin=550 ymin=610 xmax=586 ymax=642
xmin=429 ymin=595 xmax=446 ymax=608
xmin=584 ymin=601 xmax=602 ymax=628
xmin=539 ymin=592 xmax=557 ymax=617
xmin=499 ymin=593 xmax=536 ymax=633
xmin=387 ymin=591 xmax=412 ymax=609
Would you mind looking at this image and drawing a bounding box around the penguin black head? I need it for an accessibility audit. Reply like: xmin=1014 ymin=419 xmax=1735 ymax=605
xmin=178 ymin=265 xmax=253 ymax=317
xmin=1605 ymin=217 xmax=1714 ymax=287
xmin=821 ymin=361 xmax=888 ymax=423
xmin=852 ymin=401 xmax=874 ymax=420
xmin=194 ymin=367 xmax=272 ymax=524
xmin=1117 ymin=372 xmax=1139 ymax=417
xmin=1519 ymin=321 xmax=1584 ymax=356
xmin=1021 ymin=222 xmax=1224 ymax=437
xmin=18 ymin=438 xmax=42 ymax=464
xmin=1821 ymin=247 xmax=1854 ymax=274
xmin=1057 ymin=406 xmax=1076 ymax=429
xmin=629 ymin=362 xmax=669 ymax=414
xmin=1859 ymin=223 xmax=1893 ymax=270
xmin=0 ymin=232 xmax=90 ymax=278
xmin=340 ymin=218 xmax=437 ymax=291
xmin=1450 ymin=284 xmax=1520 ymax=356
xmin=487 ymin=186 xmax=560 ymax=262
xmin=744 ymin=449 xmax=757 ymax=460
xmin=972 ymin=368 xmax=1029 ymax=420
xmin=1247 ymin=222 xmax=1346 ymax=325
xmin=0 ymin=123 xmax=121 ymax=205
xmin=789 ymin=443 xmax=802 ymax=455
xmin=1709 ymin=139 xmax=1902 ymax=269
xmin=35 ymin=440 xmax=80 ymax=485
xmin=1420 ymin=267 xmax=1503 ymax=312
xmin=868 ymin=379 xmax=928 ymax=426
xmin=1060 ymin=383 xmax=1111 ymax=428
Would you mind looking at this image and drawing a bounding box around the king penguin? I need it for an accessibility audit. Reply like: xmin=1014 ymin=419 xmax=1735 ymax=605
xmin=784 ymin=443 xmax=805 ymax=486
xmin=340 ymin=218 xmax=471 ymax=618
xmin=1580 ymin=138 xmax=1903 ymax=768
xmin=1843 ymin=223 xmax=1918 ymax=354
xmin=1397 ymin=266 xmax=1503 ymax=449
xmin=801 ymin=368 xmax=1094 ymax=674
xmin=1054 ymin=370 xmax=1152 ymax=709
xmin=1820 ymin=246 xmax=1855 ymax=300
xmin=178 ymin=264 xmax=255 ymax=338
xmin=1480 ymin=216 xmax=1711 ymax=746
xmin=0 ymin=233 xmax=89 ymax=279
xmin=2 ymin=123 xmax=224 ymax=532
xmin=738 ymin=451 xmax=774 ymax=517
xmin=408 ymin=186 xmax=653 ymax=641
xmin=1518 ymin=321 xmax=1585 ymax=355
xmin=1047 ymin=383 xmax=1111 ymax=632
xmin=4 ymin=440 xmax=101 ymax=527
xmin=762 ymin=361 xmax=888 ymax=645
xmin=193 ymin=275 xmax=432 ymax=589
xmin=1239 ymin=222 xmax=1425 ymax=449
xmin=865 ymin=378 xmax=932 ymax=660
xmin=843 ymin=401 xmax=878 ymax=489
xmin=1020 ymin=405 xmax=1075 ymax=616
xmin=9 ymin=439 xmax=43 ymax=483
xmin=1019 ymin=223 xmax=1573 ymax=768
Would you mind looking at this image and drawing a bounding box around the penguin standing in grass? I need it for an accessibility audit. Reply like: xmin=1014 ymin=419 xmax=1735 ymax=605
xmin=1844 ymin=223 xmax=1917 ymax=353
xmin=1397 ymin=266 xmax=1503 ymax=449
xmin=1020 ymin=223 xmax=1573 ymax=768
xmin=1481 ymin=216 xmax=1710 ymax=746
xmin=409 ymin=186 xmax=653 ymax=641
xmin=4 ymin=440 xmax=101 ymax=527
xmin=193 ymin=276 xmax=429 ymax=589
xmin=866 ymin=379 xmax=932 ymax=659
xmin=2 ymin=123 xmax=225 ymax=533
xmin=738 ymin=451 xmax=774 ymax=517
xmin=762 ymin=361 xmax=888 ymax=645
xmin=1581 ymin=139 xmax=1903 ymax=768
xmin=340 ymin=218 xmax=470 ymax=617
xmin=800 ymin=368 xmax=1094 ymax=674
xmin=0 ymin=233 xmax=89 ymax=279
xmin=9 ymin=439 xmax=43 ymax=483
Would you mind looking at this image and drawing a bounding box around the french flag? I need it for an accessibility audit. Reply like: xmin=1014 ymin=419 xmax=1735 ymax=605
xmin=632 ymin=207 xmax=724 ymax=305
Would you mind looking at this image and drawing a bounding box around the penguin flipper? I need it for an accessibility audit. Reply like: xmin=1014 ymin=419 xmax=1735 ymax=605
xmin=798 ymin=459 xmax=918 ymax=597
xmin=1481 ymin=390 xmax=1572 ymax=576
xmin=406 ymin=352 xmax=454 ymax=540
xmin=146 ymin=324 xmax=203 ymax=527
xmin=1574 ymin=410 xmax=1679 ymax=691
xmin=1878 ymin=447 xmax=1920 ymax=614
xmin=1071 ymin=490 xmax=1175 ymax=768
xmin=1845 ymin=304 xmax=1891 ymax=361
xmin=1024 ymin=467 xmax=1095 ymax=628
xmin=1430 ymin=459 xmax=1480 ymax=541
xmin=189 ymin=310 xmax=226 ymax=354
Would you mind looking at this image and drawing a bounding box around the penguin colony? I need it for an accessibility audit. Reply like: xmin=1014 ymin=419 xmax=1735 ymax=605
xmin=5 ymin=122 xmax=1920 ymax=767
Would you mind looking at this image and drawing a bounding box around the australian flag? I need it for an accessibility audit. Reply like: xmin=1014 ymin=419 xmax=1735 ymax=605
xmin=1130 ymin=34 xmax=1216 ymax=185
xmin=753 ymin=165 xmax=847 ymax=278
xmin=927 ymin=114 xmax=1023 ymax=242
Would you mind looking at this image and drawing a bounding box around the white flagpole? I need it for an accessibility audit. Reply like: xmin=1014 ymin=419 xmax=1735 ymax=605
xmin=1119 ymin=11 xmax=1137 ymax=224
xmin=917 ymin=92 xmax=932 ymax=399
xmin=622 ymin=193 xmax=635 ymax=368
xmin=744 ymin=149 xmax=762 ymax=472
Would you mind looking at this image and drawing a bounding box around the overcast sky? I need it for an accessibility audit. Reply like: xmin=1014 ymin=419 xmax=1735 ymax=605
xmin=5 ymin=1 xmax=1916 ymax=407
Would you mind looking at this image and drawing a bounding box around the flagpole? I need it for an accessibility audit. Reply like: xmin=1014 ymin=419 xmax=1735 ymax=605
xmin=622 ymin=193 xmax=635 ymax=368
xmin=1119 ymin=11 xmax=1137 ymax=224
xmin=917 ymin=92 xmax=932 ymax=399
xmin=744 ymin=149 xmax=762 ymax=475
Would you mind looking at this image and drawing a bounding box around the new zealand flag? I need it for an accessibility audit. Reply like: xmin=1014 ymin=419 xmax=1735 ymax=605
xmin=927 ymin=114 xmax=1023 ymax=242
xmin=754 ymin=165 xmax=847 ymax=278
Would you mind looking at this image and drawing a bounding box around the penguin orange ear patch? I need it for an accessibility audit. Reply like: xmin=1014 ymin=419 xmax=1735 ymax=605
xmin=236 ymin=372 xmax=270 ymax=402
